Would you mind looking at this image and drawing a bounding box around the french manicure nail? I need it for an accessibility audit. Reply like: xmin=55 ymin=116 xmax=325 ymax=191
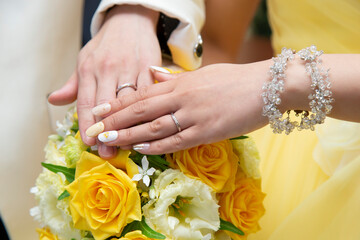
xmin=149 ymin=66 xmax=170 ymax=74
xmin=98 ymin=131 xmax=118 ymax=142
xmin=133 ymin=143 xmax=150 ymax=151
xmin=92 ymin=103 xmax=111 ymax=116
xmin=86 ymin=122 xmax=105 ymax=137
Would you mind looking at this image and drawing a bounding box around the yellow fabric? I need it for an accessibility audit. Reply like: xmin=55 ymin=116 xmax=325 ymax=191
xmin=248 ymin=1 xmax=360 ymax=239
xmin=268 ymin=0 xmax=360 ymax=54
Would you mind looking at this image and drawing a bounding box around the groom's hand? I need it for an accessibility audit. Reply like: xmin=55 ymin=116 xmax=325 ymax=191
xmin=48 ymin=5 xmax=161 ymax=158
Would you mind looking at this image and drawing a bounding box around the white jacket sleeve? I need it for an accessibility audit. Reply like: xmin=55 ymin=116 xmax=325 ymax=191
xmin=91 ymin=0 xmax=205 ymax=70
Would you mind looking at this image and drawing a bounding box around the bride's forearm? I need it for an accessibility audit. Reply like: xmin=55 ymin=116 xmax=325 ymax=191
xmin=281 ymin=54 xmax=360 ymax=122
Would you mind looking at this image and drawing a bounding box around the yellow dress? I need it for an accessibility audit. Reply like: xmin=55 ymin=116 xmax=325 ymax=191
xmin=249 ymin=0 xmax=360 ymax=239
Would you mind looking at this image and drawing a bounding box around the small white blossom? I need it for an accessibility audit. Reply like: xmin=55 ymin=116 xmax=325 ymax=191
xmin=132 ymin=156 xmax=156 ymax=187
xmin=55 ymin=107 xmax=76 ymax=139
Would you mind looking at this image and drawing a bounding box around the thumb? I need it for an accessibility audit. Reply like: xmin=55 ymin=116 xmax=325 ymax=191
xmin=48 ymin=72 xmax=78 ymax=106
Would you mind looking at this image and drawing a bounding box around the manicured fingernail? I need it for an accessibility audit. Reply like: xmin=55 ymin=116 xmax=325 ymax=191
xmin=149 ymin=66 xmax=170 ymax=74
xmin=98 ymin=131 xmax=118 ymax=142
xmin=86 ymin=122 xmax=105 ymax=137
xmin=133 ymin=143 xmax=150 ymax=151
xmin=92 ymin=103 xmax=111 ymax=116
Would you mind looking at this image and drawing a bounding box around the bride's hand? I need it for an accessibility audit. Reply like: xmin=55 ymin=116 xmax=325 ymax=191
xmin=47 ymin=5 xmax=160 ymax=158
xmin=85 ymin=63 xmax=272 ymax=154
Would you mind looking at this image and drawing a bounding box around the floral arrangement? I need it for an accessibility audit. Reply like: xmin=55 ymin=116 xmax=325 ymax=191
xmin=31 ymin=107 xmax=265 ymax=240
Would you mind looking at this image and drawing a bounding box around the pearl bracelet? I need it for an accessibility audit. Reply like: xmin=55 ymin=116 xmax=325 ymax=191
xmin=262 ymin=45 xmax=333 ymax=134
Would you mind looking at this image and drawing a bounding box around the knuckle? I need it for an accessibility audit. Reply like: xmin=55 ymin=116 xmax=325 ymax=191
xmin=152 ymin=141 xmax=164 ymax=154
xmin=171 ymin=134 xmax=183 ymax=150
xmin=78 ymin=54 xmax=94 ymax=76
xmin=96 ymin=96 xmax=111 ymax=105
xmin=78 ymin=59 xmax=93 ymax=77
xmin=106 ymin=115 xmax=118 ymax=129
xmin=131 ymin=100 xmax=147 ymax=114
xmin=114 ymin=97 xmax=124 ymax=109
xmin=118 ymin=57 xmax=137 ymax=71
xmin=77 ymin=98 xmax=94 ymax=110
xmin=98 ymin=57 xmax=117 ymax=74
xmin=149 ymin=119 xmax=162 ymax=134
xmin=135 ymin=86 xmax=149 ymax=101
xmin=124 ymin=128 xmax=133 ymax=139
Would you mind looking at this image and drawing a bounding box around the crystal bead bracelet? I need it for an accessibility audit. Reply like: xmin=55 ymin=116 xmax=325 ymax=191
xmin=262 ymin=45 xmax=333 ymax=134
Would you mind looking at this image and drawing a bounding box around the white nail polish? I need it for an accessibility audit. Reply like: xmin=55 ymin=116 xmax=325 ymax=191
xmin=92 ymin=103 xmax=111 ymax=116
xmin=149 ymin=66 xmax=170 ymax=74
xmin=98 ymin=131 xmax=118 ymax=142
xmin=133 ymin=143 xmax=150 ymax=151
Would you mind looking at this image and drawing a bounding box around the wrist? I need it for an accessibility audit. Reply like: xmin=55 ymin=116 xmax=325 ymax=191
xmin=104 ymin=5 xmax=159 ymax=32
xmin=279 ymin=57 xmax=312 ymax=113
xmin=263 ymin=46 xmax=333 ymax=134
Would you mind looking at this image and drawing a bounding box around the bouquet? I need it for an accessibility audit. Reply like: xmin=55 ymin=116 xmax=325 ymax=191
xmin=31 ymin=107 xmax=265 ymax=240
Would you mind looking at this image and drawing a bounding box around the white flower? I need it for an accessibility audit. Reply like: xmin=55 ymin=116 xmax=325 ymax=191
xmin=56 ymin=108 xmax=76 ymax=139
xmin=32 ymin=170 xmax=81 ymax=240
xmin=143 ymin=169 xmax=220 ymax=240
xmin=44 ymin=139 xmax=66 ymax=166
xmin=29 ymin=206 xmax=41 ymax=222
xmin=132 ymin=156 xmax=156 ymax=186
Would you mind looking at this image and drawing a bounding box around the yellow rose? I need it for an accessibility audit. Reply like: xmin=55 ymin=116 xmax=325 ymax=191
xmin=66 ymin=151 xmax=141 ymax=240
xmin=113 ymin=230 xmax=152 ymax=240
xmin=167 ymin=140 xmax=238 ymax=192
xmin=218 ymin=172 xmax=266 ymax=239
xmin=36 ymin=228 xmax=59 ymax=240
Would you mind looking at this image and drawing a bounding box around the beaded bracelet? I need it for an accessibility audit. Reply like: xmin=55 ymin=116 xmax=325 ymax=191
xmin=262 ymin=45 xmax=333 ymax=134
xmin=297 ymin=45 xmax=334 ymax=130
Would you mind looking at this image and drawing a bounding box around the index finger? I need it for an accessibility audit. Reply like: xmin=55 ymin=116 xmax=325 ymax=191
xmin=77 ymin=73 xmax=97 ymax=146
xmin=91 ymin=80 xmax=175 ymax=117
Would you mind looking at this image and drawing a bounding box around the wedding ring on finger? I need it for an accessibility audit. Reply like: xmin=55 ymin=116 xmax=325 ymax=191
xmin=170 ymin=113 xmax=182 ymax=132
xmin=116 ymin=83 xmax=137 ymax=94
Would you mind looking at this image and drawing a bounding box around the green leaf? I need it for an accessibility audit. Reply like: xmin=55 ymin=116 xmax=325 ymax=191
xmin=120 ymin=218 xmax=165 ymax=239
xmin=130 ymin=152 xmax=169 ymax=171
xmin=58 ymin=190 xmax=70 ymax=200
xmin=138 ymin=218 xmax=166 ymax=239
xmin=120 ymin=221 xmax=139 ymax=237
xmin=41 ymin=162 xmax=76 ymax=183
xmin=219 ymin=218 xmax=244 ymax=235
xmin=147 ymin=155 xmax=169 ymax=171
xmin=230 ymin=135 xmax=249 ymax=140
xmin=71 ymin=121 xmax=79 ymax=132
